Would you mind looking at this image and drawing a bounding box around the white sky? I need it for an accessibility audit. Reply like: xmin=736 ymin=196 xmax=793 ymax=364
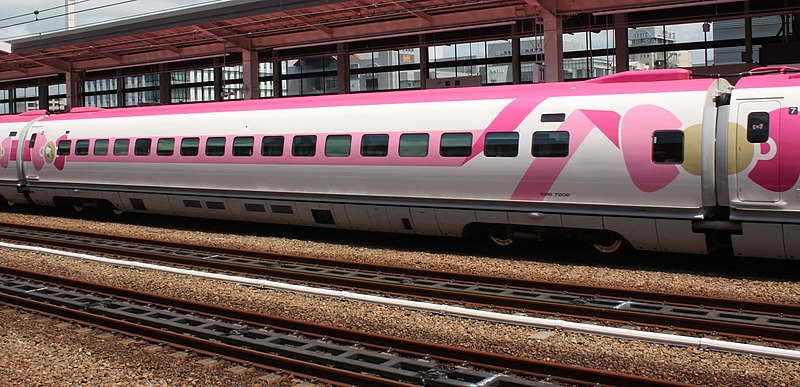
xmin=0 ymin=0 xmax=231 ymax=41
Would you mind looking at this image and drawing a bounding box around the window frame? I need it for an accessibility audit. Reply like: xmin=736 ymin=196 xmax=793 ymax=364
xmin=113 ymin=139 xmax=129 ymax=156
xmin=325 ymin=134 xmax=351 ymax=157
xmin=360 ymin=134 xmax=390 ymax=157
xmin=484 ymin=132 xmax=519 ymax=158
xmin=180 ymin=137 xmax=200 ymax=156
xmin=651 ymin=130 xmax=685 ymax=164
xmin=261 ymin=136 xmax=285 ymax=157
xmin=440 ymin=132 xmax=473 ymax=157
xmin=74 ymin=139 xmax=90 ymax=156
xmin=156 ymin=138 xmax=175 ymax=156
xmin=292 ymin=135 xmax=317 ymax=157
xmin=232 ymin=136 xmax=254 ymax=157
xmin=205 ymin=137 xmax=226 ymax=157
xmin=399 ymin=133 xmax=429 ymax=157
xmin=94 ymin=139 xmax=109 ymax=156
xmin=56 ymin=139 xmax=72 ymax=156
xmin=532 ymin=131 xmax=570 ymax=158
xmin=134 ymin=138 xmax=152 ymax=156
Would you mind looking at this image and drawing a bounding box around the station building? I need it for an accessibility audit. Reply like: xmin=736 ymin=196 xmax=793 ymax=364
xmin=0 ymin=0 xmax=797 ymax=114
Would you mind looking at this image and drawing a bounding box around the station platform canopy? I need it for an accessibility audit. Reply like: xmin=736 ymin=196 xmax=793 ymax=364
xmin=0 ymin=0 xmax=796 ymax=82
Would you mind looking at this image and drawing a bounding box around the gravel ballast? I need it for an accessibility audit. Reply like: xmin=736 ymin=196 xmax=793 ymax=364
xmin=1 ymin=212 xmax=799 ymax=385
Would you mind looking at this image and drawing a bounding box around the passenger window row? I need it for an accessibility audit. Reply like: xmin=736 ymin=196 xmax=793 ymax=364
xmin=52 ymin=131 xmax=570 ymax=159
xmin=49 ymin=130 xmax=684 ymax=164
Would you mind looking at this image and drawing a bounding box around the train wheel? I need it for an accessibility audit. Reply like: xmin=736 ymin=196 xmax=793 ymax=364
xmin=489 ymin=235 xmax=515 ymax=246
xmin=592 ymin=237 xmax=626 ymax=254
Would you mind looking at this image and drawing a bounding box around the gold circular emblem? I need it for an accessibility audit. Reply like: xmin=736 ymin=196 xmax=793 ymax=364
xmin=43 ymin=141 xmax=56 ymax=164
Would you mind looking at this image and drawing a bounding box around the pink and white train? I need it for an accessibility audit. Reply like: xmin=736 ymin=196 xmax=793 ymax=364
xmin=0 ymin=68 xmax=798 ymax=258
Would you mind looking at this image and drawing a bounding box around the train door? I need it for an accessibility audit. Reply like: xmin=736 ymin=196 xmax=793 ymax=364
xmin=735 ymin=101 xmax=781 ymax=202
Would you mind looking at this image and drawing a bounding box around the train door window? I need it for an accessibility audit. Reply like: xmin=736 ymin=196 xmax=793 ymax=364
xmin=532 ymin=131 xmax=569 ymax=157
xmin=485 ymin=132 xmax=519 ymax=157
xmin=440 ymin=133 xmax=473 ymax=157
xmin=261 ymin=136 xmax=284 ymax=156
xmin=361 ymin=134 xmax=389 ymax=157
xmin=652 ymin=130 xmax=684 ymax=164
xmin=233 ymin=136 xmax=254 ymax=156
xmin=292 ymin=135 xmax=316 ymax=157
xmin=180 ymin=137 xmax=199 ymax=156
xmin=157 ymin=138 xmax=175 ymax=156
xmin=56 ymin=140 xmax=71 ymax=156
xmin=134 ymin=139 xmax=152 ymax=156
xmin=113 ymin=139 xmax=129 ymax=156
xmin=74 ymin=140 xmax=90 ymax=156
xmin=325 ymin=135 xmax=351 ymax=157
xmin=746 ymin=111 xmax=770 ymax=143
xmin=28 ymin=133 xmax=36 ymax=148
xmin=206 ymin=137 xmax=226 ymax=156
xmin=94 ymin=139 xmax=109 ymax=156
xmin=399 ymin=133 xmax=429 ymax=157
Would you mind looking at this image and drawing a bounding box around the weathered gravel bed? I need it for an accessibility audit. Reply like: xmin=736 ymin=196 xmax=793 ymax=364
xmin=0 ymin=306 xmax=299 ymax=386
xmin=1 ymin=212 xmax=799 ymax=306
xmin=1 ymin=248 xmax=799 ymax=386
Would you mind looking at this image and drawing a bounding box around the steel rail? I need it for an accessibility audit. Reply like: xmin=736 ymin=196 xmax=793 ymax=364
xmin=0 ymin=266 xmax=690 ymax=387
xmin=1 ymin=222 xmax=793 ymax=316
xmin=1 ymin=223 xmax=798 ymax=344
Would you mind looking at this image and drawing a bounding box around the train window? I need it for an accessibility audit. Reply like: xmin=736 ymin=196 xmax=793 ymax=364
xmin=94 ymin=139 xmax=109 ymax=156
xmin=325 ymin=135 xmax=351 ymax=157
xmin=271 ymin=205 xmax=294 ymax=214
xmin=233 ymin=136 xmax=254 ymax=157
xmin=652 ymin=130 xmax=684 ymax=164
xmin=541 ymin=113 xmax=566 ymax=123
xmin=113 ymin=139 xmax=129 ymax=156
xmin=261 ymin=136 xmax=284 ymax=156
xmin=292 ymin=135 xmax=316 ymax=157
xmin=361 ymin=134 xmax=389 ymax=157
xmin=206 ymin=137 xmax=226 ymax=156
xmin=56 ymin=140 xmax=71 ymax=156
xmin=75 ymin=140 xmax=90 ymax=156
xmin=181 ymin=137 xmax=200 ymax=156
xmin=28 ymin=133 xmax=36 ymax=148
xmin=485 ymin=132 xmax=519 ymax=157
xmin=747 ymin=111 xmax=770 ymax=143
xmin=157 ymin=138 xmax=175 ymax=156
xmin=532 ymin=131 xmax=569 ymax=157
xmin=440 ymin=133 xmax=473 ymax=157
xmin=183 ymin=200 xmax=202 ymax=208
xmin=399 ymin=133 xmax=429 ymax=157
xmin=134 ymin=139 xmax=152 ymax=156
xmin=244 ymin=203 xmax=266 ymax=212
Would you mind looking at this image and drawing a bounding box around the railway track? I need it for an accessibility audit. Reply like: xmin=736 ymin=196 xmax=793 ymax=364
xmin=0 ymin=266 xmax=688 ymax=386
xmin=1 ymin=222 xmax=799 ymax=346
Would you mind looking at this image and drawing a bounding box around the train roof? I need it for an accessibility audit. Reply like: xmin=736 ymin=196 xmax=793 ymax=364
xmin=27 ymin=69 xmax=724 ymax=123
xmin=733 ymin=66 xmax=800 ymax=89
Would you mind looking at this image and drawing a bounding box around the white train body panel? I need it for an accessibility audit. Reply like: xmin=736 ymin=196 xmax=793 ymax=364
xmin=6 ymin=68 xmax=800 ymax=258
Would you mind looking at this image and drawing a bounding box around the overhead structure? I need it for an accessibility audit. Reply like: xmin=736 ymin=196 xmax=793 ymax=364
xmin=0 ymin=0 xmax=796 ymax=112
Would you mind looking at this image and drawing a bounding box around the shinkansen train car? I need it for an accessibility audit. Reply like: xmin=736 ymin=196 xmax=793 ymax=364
xmin=5 ymin=68 xmax=796 ymax=258
xmin=725 ymin=68 xmax=800 ymax=258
